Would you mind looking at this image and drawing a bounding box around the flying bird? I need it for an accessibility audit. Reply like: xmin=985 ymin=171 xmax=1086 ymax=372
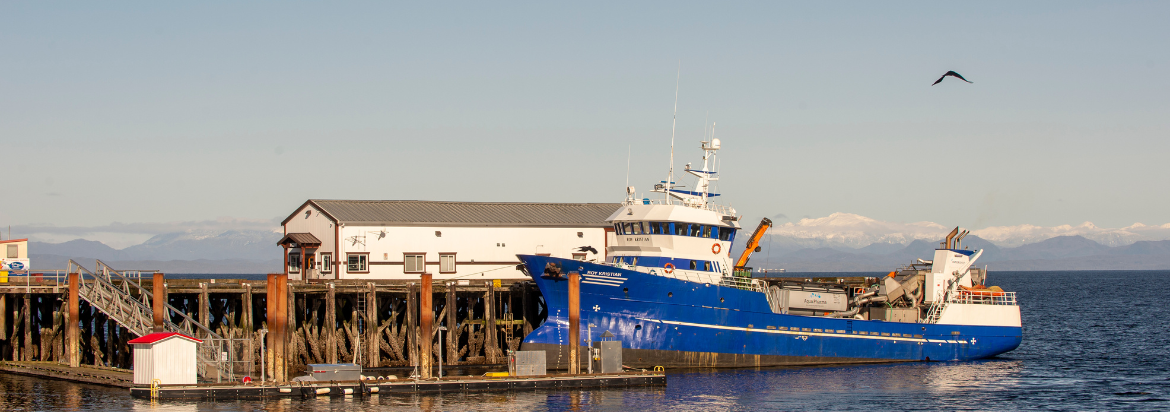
xmin=932 ymin=71 xmax=973 ymax=86
xmin=577 ymin=246 xmax=599 ymax=254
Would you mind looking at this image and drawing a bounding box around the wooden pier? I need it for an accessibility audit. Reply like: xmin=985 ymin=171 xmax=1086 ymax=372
xmin=0 ymin=270 xmax=545 ymax=383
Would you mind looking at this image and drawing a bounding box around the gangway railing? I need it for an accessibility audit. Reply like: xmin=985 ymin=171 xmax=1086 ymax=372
xmin=67 ymin=260 xmax=228 ymax=381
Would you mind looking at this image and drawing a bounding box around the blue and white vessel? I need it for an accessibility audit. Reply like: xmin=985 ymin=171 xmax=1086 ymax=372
xmin=518 ymin=138 xmax=1022 ymax=368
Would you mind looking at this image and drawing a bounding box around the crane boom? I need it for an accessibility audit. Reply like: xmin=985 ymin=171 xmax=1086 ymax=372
xmin=734 ymin=217 xmax=772 ymax=271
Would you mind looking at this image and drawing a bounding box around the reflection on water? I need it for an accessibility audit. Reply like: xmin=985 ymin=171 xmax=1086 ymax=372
xmin=2 ymin=271 xmax=1167 ymax=411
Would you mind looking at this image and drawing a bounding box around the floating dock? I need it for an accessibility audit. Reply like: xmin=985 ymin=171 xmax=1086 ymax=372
xmin=129 ymin=372 xmax=666 ymax=400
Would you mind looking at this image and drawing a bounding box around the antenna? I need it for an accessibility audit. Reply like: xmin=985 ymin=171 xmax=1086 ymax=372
xmin=625 ymin=145 xmax=632 ymax=197
xmin=667 ymin=63 xmax=680 ymax=203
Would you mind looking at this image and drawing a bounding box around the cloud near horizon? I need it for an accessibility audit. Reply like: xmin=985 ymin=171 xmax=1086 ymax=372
xmin=768 ymin=213 xmax=1170 ymax=248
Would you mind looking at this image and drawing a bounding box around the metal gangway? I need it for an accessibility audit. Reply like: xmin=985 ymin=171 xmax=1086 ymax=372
xmin=67 ymin=260 xmax=233 ymax=381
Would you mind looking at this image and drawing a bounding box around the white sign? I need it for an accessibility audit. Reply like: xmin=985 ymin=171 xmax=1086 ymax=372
xmin=1 ymin=259 xmax=30 ymax=271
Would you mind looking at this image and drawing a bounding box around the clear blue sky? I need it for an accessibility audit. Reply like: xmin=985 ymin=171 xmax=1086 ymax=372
xmin=3 ymin=2 xmax=1168 ymax=243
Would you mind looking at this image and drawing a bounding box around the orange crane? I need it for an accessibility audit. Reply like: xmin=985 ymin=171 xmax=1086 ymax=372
xmin=734 ymin=217 xmax=772 ymax=273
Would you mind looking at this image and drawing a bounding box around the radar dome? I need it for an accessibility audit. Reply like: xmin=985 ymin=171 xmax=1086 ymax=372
xmin=710 ymin=138 xmax=721 ymax=149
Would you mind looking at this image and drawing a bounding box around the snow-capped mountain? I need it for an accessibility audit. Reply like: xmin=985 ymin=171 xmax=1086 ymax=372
xmin=761 ymin=212 xmax=1170 ymax=249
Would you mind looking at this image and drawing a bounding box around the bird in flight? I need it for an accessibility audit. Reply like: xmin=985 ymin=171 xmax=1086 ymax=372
xmin=932 ymin=71 xmax=973 ymax=86
xmin=577 ymin=246 xmax=599 ymax=254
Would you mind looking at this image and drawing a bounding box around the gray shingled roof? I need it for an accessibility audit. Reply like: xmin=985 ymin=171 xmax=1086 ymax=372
xmin=296 ymin=200 xmax=621 ymax=227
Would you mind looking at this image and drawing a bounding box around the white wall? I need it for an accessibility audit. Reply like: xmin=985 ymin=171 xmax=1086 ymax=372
xmin=133 ymin=337 xmax=197 ymax=385
xmin=284 ymin=203 xmax=339 ymax=280
xmin=335 ymin=225 xmax=609 ymax=280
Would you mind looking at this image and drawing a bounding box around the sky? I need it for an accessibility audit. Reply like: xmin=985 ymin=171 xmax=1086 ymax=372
xmin=2 ymin=2 xmax=1168 ymax=248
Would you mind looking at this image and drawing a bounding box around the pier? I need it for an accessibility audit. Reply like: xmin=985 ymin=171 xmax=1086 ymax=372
xmin=0 ymin=260 xmax=544 ymax=384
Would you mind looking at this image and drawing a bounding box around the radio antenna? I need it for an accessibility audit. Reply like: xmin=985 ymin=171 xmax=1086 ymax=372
xmin=625 ymin=145 xmax=632 ymax=190
xmin=667 ymin=63 xmax=679 ymax=203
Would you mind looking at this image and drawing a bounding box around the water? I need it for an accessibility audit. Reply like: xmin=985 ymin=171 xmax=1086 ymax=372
xmin=1 ymin=271 xmax=1167 ymax=411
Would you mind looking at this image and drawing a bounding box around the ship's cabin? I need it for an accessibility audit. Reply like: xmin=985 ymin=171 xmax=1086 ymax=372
xmin=612 ymin=221 xmax=737 ymax=242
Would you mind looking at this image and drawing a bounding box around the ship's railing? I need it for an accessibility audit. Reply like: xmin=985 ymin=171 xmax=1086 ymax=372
xmin=623 ymin=196 xmax=736 ymax=216
xmin=719 ymin=275 xmax=765 ymax=292
xmin=950 ymin=291 xmax=1017 ymax=306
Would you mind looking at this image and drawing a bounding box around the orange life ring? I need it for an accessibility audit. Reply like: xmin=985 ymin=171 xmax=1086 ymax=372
xmin=712 ymin=243 xmax=722 ymax=254
xmin=663 ymin=263 xmax=675 ymax=274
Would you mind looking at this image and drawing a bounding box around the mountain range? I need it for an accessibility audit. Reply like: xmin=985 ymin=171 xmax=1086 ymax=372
xmin=29 ymin=230 xmax=284 ymax=274
xmin=749 ymin=234 xmax=1170 ymax=272
xmin=22 ymin=214 xmax=1170 ymax=273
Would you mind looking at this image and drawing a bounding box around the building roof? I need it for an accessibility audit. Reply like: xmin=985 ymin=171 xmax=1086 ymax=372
xmin=283 ymin=200 xmax=622 ymax=228
xmin=127 ymin=332 xmax=202 ymax=345
xmin=0 ymin=238 xmax=28 ymax=244
xmin=278 ymin=232 xmax=322 ymax=247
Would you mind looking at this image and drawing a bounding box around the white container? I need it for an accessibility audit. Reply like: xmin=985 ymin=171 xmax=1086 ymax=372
xmin=129 ymin=332 xmax=202 ymax=385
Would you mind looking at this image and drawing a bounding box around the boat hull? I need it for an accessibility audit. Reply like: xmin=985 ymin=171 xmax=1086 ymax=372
xmin=518 ymin=255 xmax=1022 ymax=369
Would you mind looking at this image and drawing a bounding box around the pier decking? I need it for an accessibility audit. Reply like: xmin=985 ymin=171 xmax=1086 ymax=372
xmin=129 ymin=371 xmax=666 ymax=400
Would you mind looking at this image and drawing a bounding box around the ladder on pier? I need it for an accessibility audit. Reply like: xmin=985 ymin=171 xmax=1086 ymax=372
xmin=68 ymin=260 xmax=226 ymax=380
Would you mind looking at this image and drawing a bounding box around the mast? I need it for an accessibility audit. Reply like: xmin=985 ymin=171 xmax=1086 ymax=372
xmin=666 ymin=65 xmax=679 ymax=204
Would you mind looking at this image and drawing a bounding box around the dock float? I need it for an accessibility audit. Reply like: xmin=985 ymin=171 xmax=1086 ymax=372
xmin=0 ymin=361 xmax=134 ymax=388
xmin=129 ymin=371 xmax=666 ymax=400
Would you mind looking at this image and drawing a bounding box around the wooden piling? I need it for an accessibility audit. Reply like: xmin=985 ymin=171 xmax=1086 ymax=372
xmin=277 ymin=274 xmax=288 ymax=382
xmin=366 ymin=282 xmax=378 ymax=368
xmin=406 ymin=283 xmax=417 ymax=369
xmin=199 ymin=282 xmax=209 ymax=339
xmin=0 ymin=294 xmax=6 ymax=337
xmin=152 ymin=273 xmax=165 ymax=333
xmin=446 ymin=282 xmax=457 ymax=366
xmin=485 ymin=281 xmax=498 ymax=363
xmin=265 ymin=274 xmax=276 ymax=381
xmin=568 ymin=271 xmax=580 ymax=374
xmin=23 ymin=294 xmax=31 ymax=361
xmin=68 ymin=273 xmax=80 ymax=368
xmin=325 ymin=284 xmax=337 ymax=364
xmin=420 ymin=274 xmax=433 ymax=378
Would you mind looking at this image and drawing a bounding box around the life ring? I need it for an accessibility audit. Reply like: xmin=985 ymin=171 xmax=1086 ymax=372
xmin=663 ymin=263 xmax=675 ymax=274
xmin=712 ymin=243 xmax=722 ymax=254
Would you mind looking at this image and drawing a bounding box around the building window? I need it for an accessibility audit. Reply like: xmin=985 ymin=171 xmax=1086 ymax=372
xmin=320 ymin=253 xmax=333 ymax=274
xmin=347 ymin=253 xmax=368 ymax=273
xmin=572 ymin=253 xmax=587 ymax=261
xmin=439 ymin=253 xmax=456 ymax=273
xmin=288 ymin=252 xmax=301 ymax=274
xmin=405 ymin=253 xmax=425 ymax=273
xmin=6 ymin=244 xmax=17 ymax=259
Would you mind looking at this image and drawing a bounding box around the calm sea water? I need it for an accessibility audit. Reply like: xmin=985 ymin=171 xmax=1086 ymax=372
xmin=1 ymin=271 xmax=1167 ymax=411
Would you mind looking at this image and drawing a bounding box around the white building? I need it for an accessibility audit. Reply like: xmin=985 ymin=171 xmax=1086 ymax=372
xmin=129 ymin=332 xmax=201 ymax=385
xmin=279 ymin=200 xmax=620 ymax=281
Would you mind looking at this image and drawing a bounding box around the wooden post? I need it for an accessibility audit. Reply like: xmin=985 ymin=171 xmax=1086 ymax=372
xmin=419 ymin=274 xmax=433 ymax=378
xmin=406 ymin=283 xmax=417 ymax=369
xmin=366 ymin=282 xmax=378 ymax=368
xmin=265 ymin=274 xmax=276 ymax=381
xmin=0 ymin=294 xmax=6 ymax=338
xmin=23 ymin=293 xmax=31 ymax=361
xmin=280 ymin=274 xmax=290 ymax=382
xmin=446 ymin=282 xmax=457 ymax=366
xmin=152 ymin=273 xmax=166 ymax=333
xmin=326 ymin=283 xmax=337 ymax=364
xmin=568 ymin=271 xmax=580 ymax=374
xmin=522 ymin=282 xmax=532 ymax=336
xmin=485 ymin=281 xmax=497 ymax=363
xmin=284 ymin=275 xmax=293 ymax=380
xmin=199 ymin=282 xmax=209 ymax=338
xmin=68 ymin=273 xmax=80 ymax=368
xmin=242 ymin=284 xmax=253 ymax=333
xmin=242 ymin=283 xmax=253 ymax=375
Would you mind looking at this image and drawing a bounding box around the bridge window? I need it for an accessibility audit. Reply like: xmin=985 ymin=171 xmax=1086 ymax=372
xmin=673 ymin=222 xmax=686 ymax=236
xmin=702 ymin=225 xmax=712 ymax=238
xmin=689 ymin=260 xmax=697 ymax=270
xmin=688 ymin=224 xmax=702 ymax=237
xmin=719 ymin=227 xmax=735 ymax=241
xmin=704 ymin=261 xmax=712 ymax=271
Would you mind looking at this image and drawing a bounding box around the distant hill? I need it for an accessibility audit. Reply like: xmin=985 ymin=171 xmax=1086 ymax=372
xmin=754 ymin=235 xmax=1170 ymax=271
xmin=28 ymin=229 xmax=283 ymax=273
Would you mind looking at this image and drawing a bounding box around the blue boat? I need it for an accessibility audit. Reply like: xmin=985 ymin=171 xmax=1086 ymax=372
xmin=518 ymin=137 xmax=1022 ymax=368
